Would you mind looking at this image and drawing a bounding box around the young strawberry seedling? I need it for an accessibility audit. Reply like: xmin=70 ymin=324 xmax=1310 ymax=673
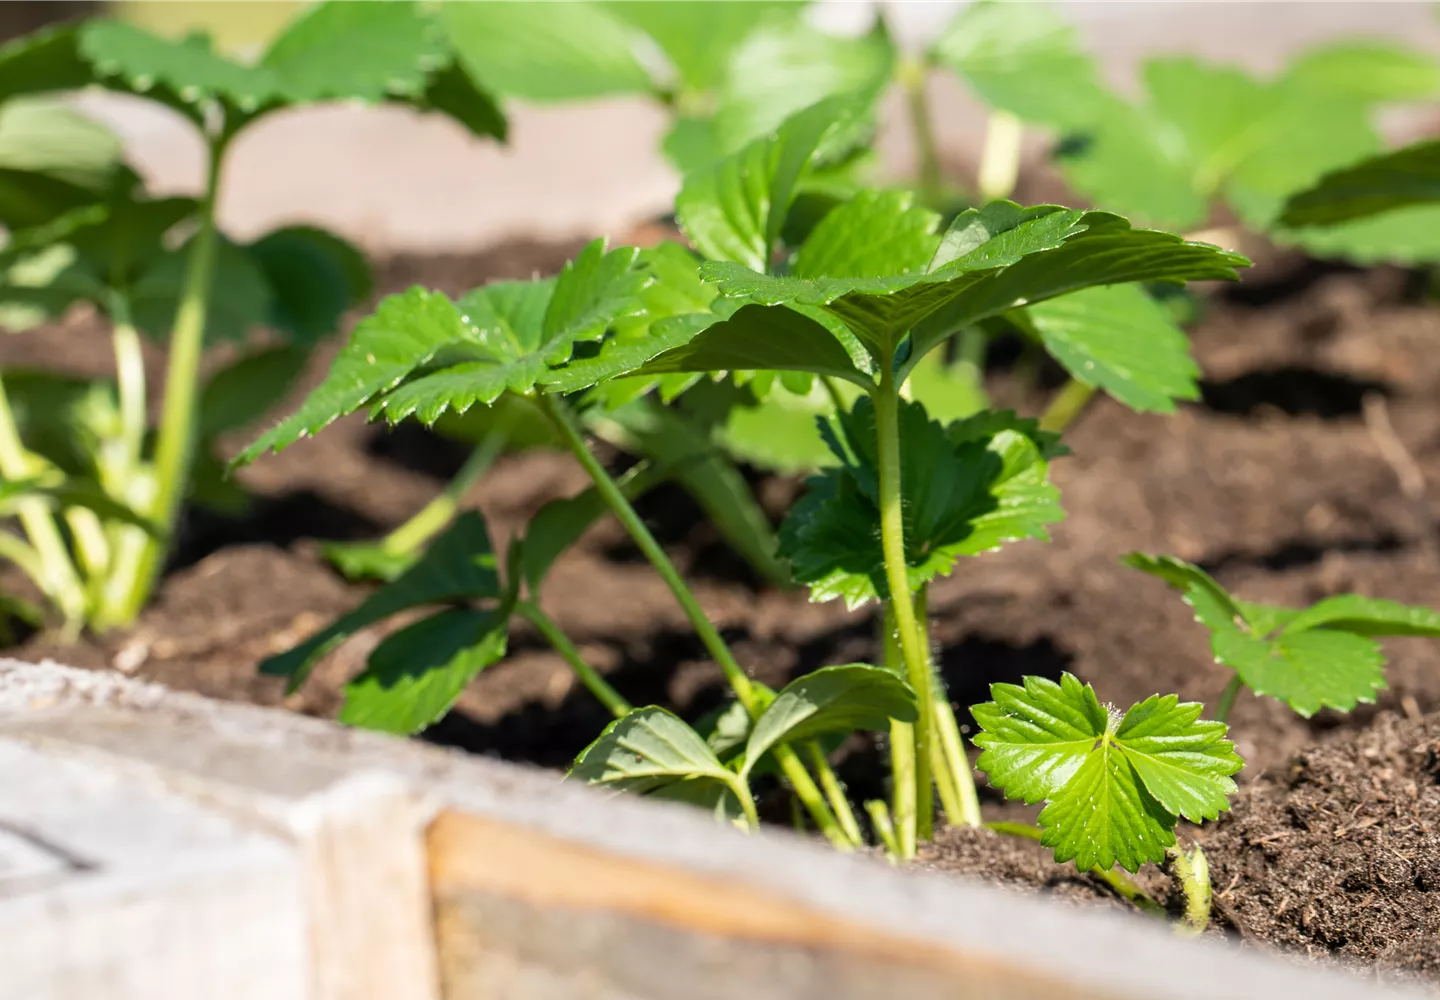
xmin=0 ymin=2 xmax=506 ymax=635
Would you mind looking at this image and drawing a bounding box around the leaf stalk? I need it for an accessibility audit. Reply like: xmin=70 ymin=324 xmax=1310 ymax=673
xmin=517 ymin=599 xmax=631 ymax=719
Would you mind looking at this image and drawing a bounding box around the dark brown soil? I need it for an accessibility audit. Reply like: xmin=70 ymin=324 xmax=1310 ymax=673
xmin=7 ymin=229 xmax=1440 ymax=981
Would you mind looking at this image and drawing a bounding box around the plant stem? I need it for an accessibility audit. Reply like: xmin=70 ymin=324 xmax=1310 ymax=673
xmin=110 ymin=303 xmax=147 ymax=476
xmin=110 ymin=136 xmax=228 ymax=625
xmin=732 ymin=780 xmax=761 ymax=830
xmin=538 ymin=393 xmax=850 ymax=848
xmin=899 ymin=55 xmax=945 ymax=208
xmin=0 ymin=373 xmax=86 ymax=631
xmin=884 ymin=602 xmax=919 ymax=859
xmin=385 ymin=431 xmax=506 ymax=557
xmin=873 ymin=357 xmax=935 ymax=843
xmin=1038 ymin=378 xmax=1096 ymax=433
xmin=865 ymin=799 xmax=901 ymax=861
xmin=1214 ymin=674 xmax=1243 ymax=725
xmin=914 ymin=584 xmax=983 ymax=828
xmin=517 ymin=599 xmax=630 ymax=719
xmin=1166 ymin=843 xmax=1212 ymax=936
xmin=977 ymin=110 xmax=1023 ymax=202
xmin=987 ymin=822 xmax=1167 ymax=918
xmin=807 ymin=741 xmax=862 ymax=847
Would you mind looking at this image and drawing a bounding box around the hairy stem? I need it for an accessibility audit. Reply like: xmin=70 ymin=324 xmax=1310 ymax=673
xmin=1167 ymin=844 xmax=1212 ymax=936
xmin=874 ymin=357 xmax=935 ymax=843
xmin=517 ymin=600 xmax=630 ymax=719
xmin=807 ymin=742 xmax=862 ymax=847
xmin=1214 ymin=674 xmax=1243 ymax=725
xmin=0 ymin=373 xmax=85 ymax=632
xmin=899 ymin=55 xmax=945 ymax=207
xmin=110 ymin=137 xmax=227 ymax=625
xmin=539 ymin=393 xmax=849 ymax=848
xmin=386 ymin=431 xmax=506 ymax=557
xmin=1038 ymin=378 xmax=1096 ymax=434
xmin=884 ymin=602 xmax=919 ymax=859
xmin=977 ymin=110 xmax=1024 ymax=202
xmin=915 ymin=584 xmax=982 ymax=828
xmin=988 ymin=822 xmax=1167 ymax=918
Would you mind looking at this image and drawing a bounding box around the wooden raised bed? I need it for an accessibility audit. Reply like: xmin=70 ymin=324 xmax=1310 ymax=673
xmin=0 ymin=658 xmax=1424 ymax=1000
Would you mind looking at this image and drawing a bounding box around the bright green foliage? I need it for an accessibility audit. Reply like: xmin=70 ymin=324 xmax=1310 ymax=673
xmin=341 ymin=608 xmax=508 ymax=734
xmin=0 ymin=471 xmax=152 ymax=529
xmin=1279 ymin=139 xmax=1440 ymax=227
xmin=973 ymin=673 xmax=1242 ymax=872
xmin=1126 ymin=553 xmax=1440 ymax=717
xmin=932 ymin=0 xmax=1110 ymax=130
xmin=570 ymin=706 xmax=748 ymax=803
xmin=260 ymin=512 xmax=501 ymax=693
xmin=779 ymin=400 xmax=1064 ymax=608
xmin=259 ymin=1 xmax=444 ymax=103
xmin=603 ymin=1 xmax=803 ymax=96
xmin=1019 ymin=284 xmax=1199 ymax=414
xmin=0 ymin=96 xmax=122 ymax=191
xmin=743 ymin=664 xmax=916 ymax=772
xmin=1283 ymin=42 xmax=1440 ymax=104
xmin=237 ymin=239 xmax=649 ymax=461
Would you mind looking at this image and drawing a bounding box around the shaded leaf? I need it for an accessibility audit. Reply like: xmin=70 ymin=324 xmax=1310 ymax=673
xmin=569 ymin=705 xmax=740 ymax=804
xmin=743 ymin=664 xmax=915 ymax=773
xmin=973 ymin=672 xmax=1241 ymax=872
xmin=340 ymin=608 xmax=507 ymax=734
xmin=1282 ymin=204 xmax=1440 ymax=266
xmin=260 ymin=511 xmax=499 ymax=691
xmin=247 ymin=225 xmax=372 ymax=345
xmin=198 ymin=345 xmax=309 ymax=440
xmin=1279 ymin=139 xmax=1440 ymax=227
xmin=412 ymin=57 xmax=507 ymax=141
xmin=131 ymin=235 xmax=273 ymax=344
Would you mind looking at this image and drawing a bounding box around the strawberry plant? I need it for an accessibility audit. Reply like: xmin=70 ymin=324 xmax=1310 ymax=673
xmin=0 ymin=2 xmax=506 ymax=636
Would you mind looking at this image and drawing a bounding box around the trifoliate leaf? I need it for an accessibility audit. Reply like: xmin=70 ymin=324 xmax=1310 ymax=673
xmin=260 ymin=0 xmax=444 ymax=103
xmin=378 ymin=241 xmax=648 ymax=422
xmin=779 ymin=400 xmax=1063 ymax=608
xmin=711 ymin=18 xmax=893 ymax=155
xmin=1282 ymin=41 xmax=1440 ymax=105
xmin=742 ymin=664 xmax=915 ymax=775
xmin=1020 ymin=283 xmax=1199 ymax=413
xmin=932 ymin=0 xmax=1111 ymax=129
xmin=1278 ymin=139 xmax=1440 ymax=227
xmin=1125 ymin=552 xmax=1440 ymax=717
xmin=973 ymin=672 xmax=1241 ymax=872
xmin=677 ymin=94 xmax=868 ymax=272
xmin=340 ymin=608 xmax=508 ymax=734
xmin=569 ymin=705 xmax=743 ymax=806
xmin=440 ymin=0 xmax=654 ymax=103
xmin=260 ymin=512 xmax=499 ymax=692
xmin=603 ymin=1 xmax=803 ymax=95
xmin=247 ymin=225 xmax=372 ymax=346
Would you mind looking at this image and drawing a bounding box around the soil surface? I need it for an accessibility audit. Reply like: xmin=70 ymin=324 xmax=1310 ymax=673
xmin=7 ymin=224 xmax=1440 ymax=983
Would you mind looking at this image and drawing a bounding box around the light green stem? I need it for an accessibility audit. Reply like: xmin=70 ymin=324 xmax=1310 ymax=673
xmin=1038 ymin=378 xmax=1096 ymax=434
xmin=517 ymin=600 xmax=630 ymax=719
xmin=874 ymin=358 xmax=935 ymax=843
xmin=110 ymin=136 xmax=227 ymax=626
xmin=1167 ymin=844 xmax=1212 ymax=936
xmin=899 ymin=55 xmax=945 ymax=207
xmin=807 ymin=742 xmax=862 ymax=847
xmin=1214 ymin=674 xmax=1243 ymax=725
xmin=731 ymin=778 xmax=761 ymax=830
xmin=0 ymin=373 xmax=85 ymax=631
xmin=384 ymin=431 xmax=506 ymax=557
xmin=915 ymin=585 xmax=982 ymax=827
xmin=884 ymin=602 xmax=918 ymax=859
xmin=0 ymin=530 xmax=45 ymax=584
xmin=865 ymin=799 xmax=901 ymax=861
xmin=988 ymin=822 xmax=1167 ymax=918
xmin=977 ymin=110 xmax=1023 ymax=202
xmin=538 ymin=393 xmax=850 ymax=848
xmin=110 ymin=305 xmax=147 ymax=476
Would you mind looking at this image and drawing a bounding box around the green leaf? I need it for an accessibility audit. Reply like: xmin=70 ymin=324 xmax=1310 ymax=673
xmin=520 ymin=459 xmax=663 ymax=592
xmin=903 ymin=349 xmax=988 ymax=426
xmin=1120 ymin=552 xmax=1248 ymax=635
xmin=0 ymin=24 xmax=92 ymax=103
xmin=320 ymin=540 xmax=418 ymax=585
xmin=932 ymin=0 xmax=1111 ymax=129
xmin=198 ymin=345 xmax=309 ymax=440
xmin=339 ymin=608 xmax=507 ymax=734
xmin=1278 ymin=139 xmax=1440 ymax=227
xmin=604 ymin=1 xmax=802 ymax=94
xmin=131 ymin=236 xmax=273 ymax=344
xmin=0 ymin=472 xmax=154 ymax=531
xmin=677 ymin=94 xmax=868 ymax=272
xmin=1282 ymin=204 xmax=1440 ymax=266
xmin=742 ymin=664 xmax=915 ymax=774
xmin=0 ymin=97 xmax=123 ymax=191
xmin=973 ymin=673 xmax=1242 ymax=872
xmin=377 ymin=240 xmax=648 ymax=422
xmin=260 ymin=511 xmax=499 ymax=692
xmin=1021 ymin=283 xmax=1198 ymax=413
xmin=440 ymin=1 xmax=654 ymax=102
xmin=661 ymin=115 xmax=721 ymax=175
xmin=248 ymin=225 xmax=372 ymax=346
xmin=711 ymin=19 xmax=893 ymax=154
xmin=1282 ymin=41 xmax=1440 ymax=105
xmin=260 ymin=0 xmax=444 ymax=103
xmin=780 ymin=400 xmax=1064 ymax=608
xmin=1283 ymin=594 xmax=1440 ymax=637
xmin=79 ymin=20 xmax=280 ymax=118
xmin=790 ymin=188 xmax=939 ymax=281
xmin=412 ymin=57 xmax=508 ymax=142
xmin=719 ymin=377 xmax=854 ymax=474
xmin=0 ymin=168 xmax=111 ymax=233
xmin=569 ymin=705 xmax=741 ymax=804
xmin=236 ymin=287 xmax=472 ymax=462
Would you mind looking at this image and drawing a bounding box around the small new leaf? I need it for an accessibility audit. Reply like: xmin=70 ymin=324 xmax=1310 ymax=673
xmin=973 ymin=673 xmax=1242 ymax=872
